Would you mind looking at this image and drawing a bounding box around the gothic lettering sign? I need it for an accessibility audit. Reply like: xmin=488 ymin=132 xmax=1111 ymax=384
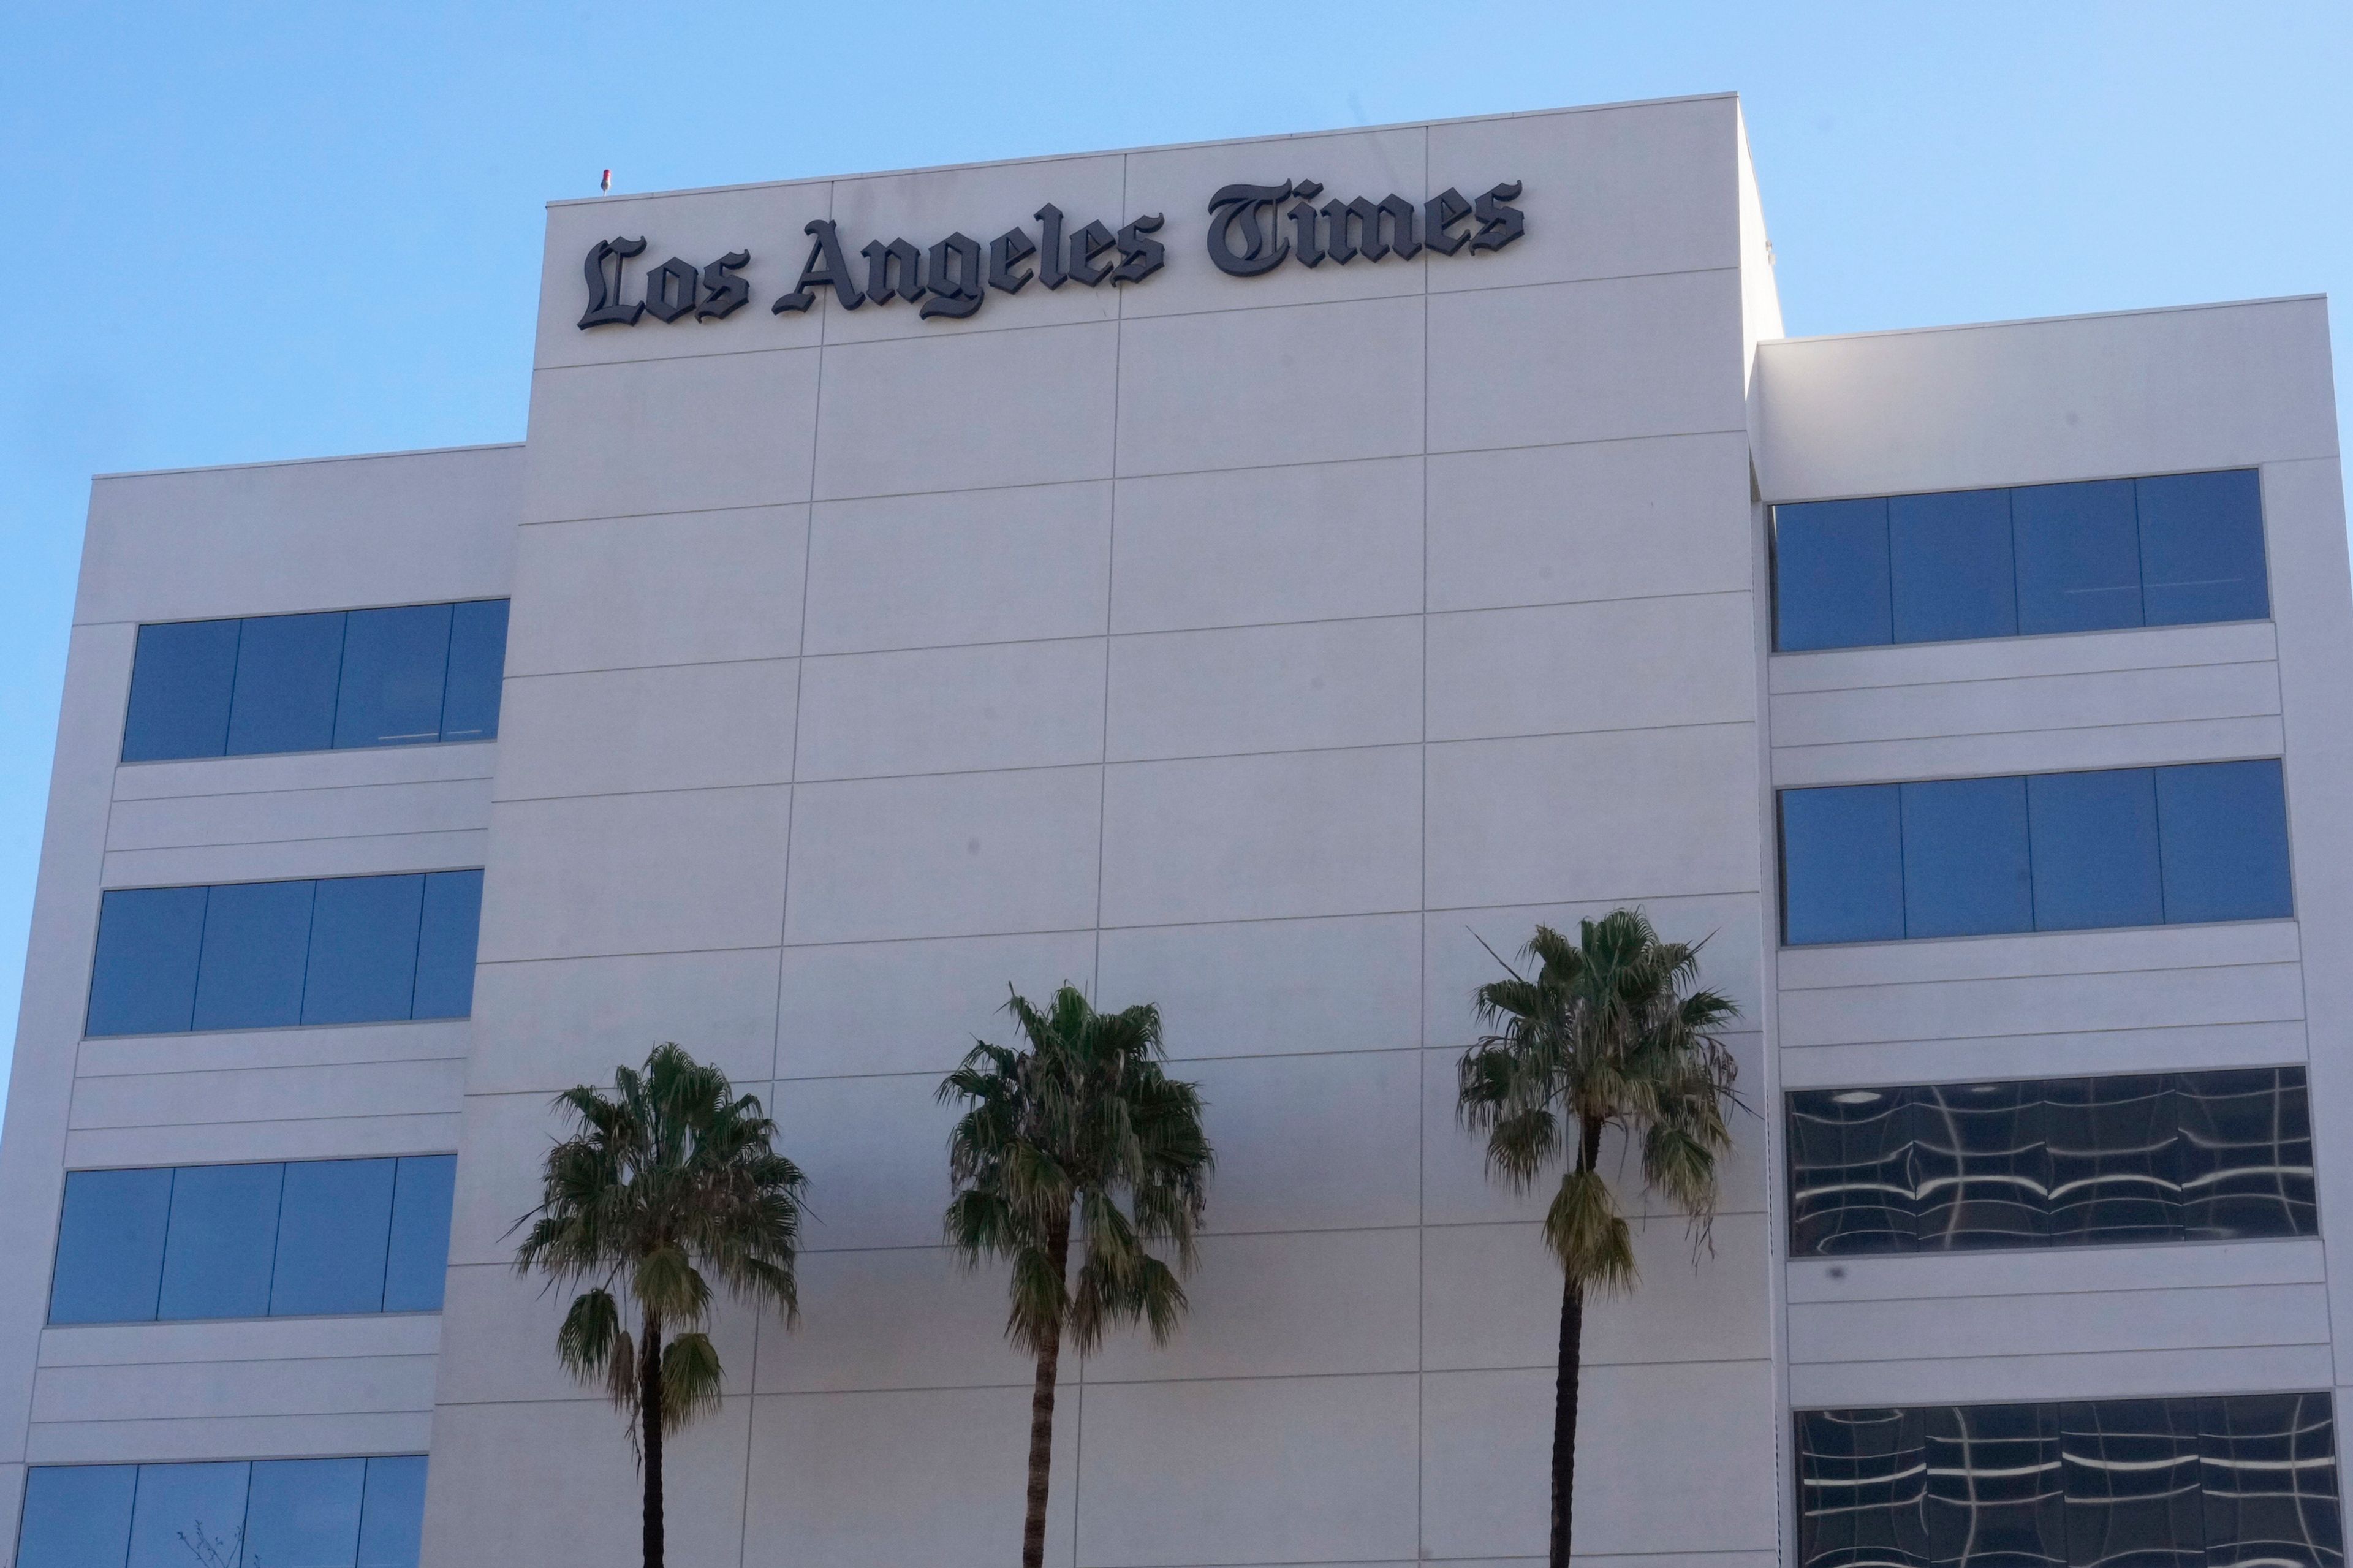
xmin=577 ymin=180 xmax=1525 ymax=329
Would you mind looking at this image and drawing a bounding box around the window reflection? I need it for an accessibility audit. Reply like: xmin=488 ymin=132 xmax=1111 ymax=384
xmin=1789 ymin=1068 xmax=2314 ymax=1257
xmin=1798 ymin=1395 xmax=2343 ymax=1568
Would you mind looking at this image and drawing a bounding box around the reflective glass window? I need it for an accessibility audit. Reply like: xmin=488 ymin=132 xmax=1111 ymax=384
xmin=2200 ymin=1392 xmax=2343 ymax=1567
xmin=246 ymin=1457 xmax=367 ymax=1568
xmin=159 ymin=1162 xmax=283 ymax=1320
xmin=439 ymin=599 xmax=509 ymax=741
xmin=411 ymin=869 xmax=483 ymax=1020
xmin=272 ymin=1159 xmax=397 ymax=1317
xmin=2156 ymin=758 xmax=2294 ymax=923
xmin=1800 ymin=1395 xmax=2345 ymax=1568
xmin=87 ymin=885 xmax=208 ymax=1036
xmin=2178 ymin=1067 xmax=2316 ymax=1241
xmin=1795 ymin=1407 xmax=1929 ymax=1568
xmin=2059 ymin=1399 xmax=2205 ymax=1567
xmin=1789 ymin=1068 xmax=2312 ymax=1258
xmin=191 ymin=879 xmax=316 ymax=1031
xmin=1780 ymin=784 xmax=1904 ymax=945
xmin=1910 ymin=1081 xmax=2050 ymax=1251
xmin=2046 ymin=1075 xmax=2184 ymax=1246
xmin=358 ymin=1456 xmax=429 ymax=1568
xmin=382 ymin=1155 xmax=458 ymax=1312
xmin=303 ymin=874 xmax=425 ymax=1025
xmin=1889 ymin=488 xmax=2017 ymax=643
xmin=225 ymin=610 xmax=346 ymax=757
xmin=126 ymin=1460 xmax=251 ymax=1568
xmin=336 ymin=604 xmax=453 ymax=749
xmin=50 ymin=1166 xmax=173 ymax=1324
xmin=2139 ymin=469 xmax=2269 ymax=627
xmin=1787 ymin=1088 xmax=1917 ymax=1256
xmin=2026 ymin=767 xmax=2164 ymax=931
xmin=1923 ymin=1402 xmax=2064 ymax=1562
xmin=122 ymin=619 xmax=240 ymax=762
xmin=1899 ymin=776 xmax=2033 ymax=939
xmin=15 ymin=1464 xmax=138 ymax=1568
xmin=2014 ymin=478 xmax=2143 ymax=634
xmin=1775 ymin=498 xmax=1892 ymax=651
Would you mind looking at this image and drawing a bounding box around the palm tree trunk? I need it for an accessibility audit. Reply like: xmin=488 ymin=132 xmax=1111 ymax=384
xmin=1551 ymin=1273 xmax=1583 ymax=1568
xmin=1553 ymin=1115 xmax=1603 ymax=1568
xmin=642 ymin=1310 xmax=665 ymax=1568
xmin=1022 ymin=1222 xmax=1072 ymax=1568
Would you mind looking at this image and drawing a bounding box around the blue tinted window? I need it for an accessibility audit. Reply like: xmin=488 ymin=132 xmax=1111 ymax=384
xmin=247 ymin=1457 xmax=366 ymax=1567
xmin=440 ymin=599 xmax=509 ymax=742
xmin=412 ymin=869 xmax=483 ymax=1020
xmin=2138 ymin=469 xmax=2269 ymax=626
xmin=1900 ymin=776 xmax=2033 ymax=938
xmin=191 ymin=879 xmax=315 ymax=1031
xmin=1889 ymin=488 xmax=2017 ymax=643
xmin=303 ymin=874 xmax=425 ymax=1025
xmin=122 ymin=619 xmax=240 ymax=762
xmin=1775 ymin=499 xmax=1892 ymax=651
xmin=50 ymin=1167 xmax=172 ymax=1324
xmin=127 ymin=1461 xmax=251 ymax=1568
xmin=87 ymin=885 xmax=208 ymax=1036
xmin=2027 ymin=768 xmax=2164 ymax=931
xmin=272 ymin=1160 xmax=396 ymax=1316
xmin=358 ymin=1456 xmax=430 ymax=1568
xmin=16 ymin=1464 xmax=138 ymax=1568
xmin=225 ymin=611 xmax=346 ymax=756
xmin=336 ymin=605 xmax=453 ymax=749
xmin=2156 ymin=759 xmax=2294 ymax=923
xmin=383 ymin=1155 xmax=457 ymax=1312
xmin=2013 ymin=479 xmax=2142 ymax=635
xmin=159 ymin=1163 xmax=284 ymax=1320
xmin=1782 ymin=785 xmax=1904 ymax=945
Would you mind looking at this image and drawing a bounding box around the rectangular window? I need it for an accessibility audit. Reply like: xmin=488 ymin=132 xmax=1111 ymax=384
xmin=1796 ymin=1393 xmax=2342 ymax=1568
xmin=86 ymin=870 xmax=483 ymax=1036
xmin=1788 ymin=1067 xmax=2314 ymax=1257
xmin=119 ymin=599 xmax=509 ymax=763
xmin=16 ymin=1456 xmax=429 ymax=1568
xmin=1779 ymin=759 xmax=2290 ymax=945
xmin=1770 ymin=469 xmax=2268 ymax=652
xmin=48 ymin=1156 xmax=457 ymax=1325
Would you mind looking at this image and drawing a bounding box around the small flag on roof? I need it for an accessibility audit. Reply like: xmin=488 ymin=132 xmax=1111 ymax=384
xmin=600 ymin=169 xmax=612 ymax=194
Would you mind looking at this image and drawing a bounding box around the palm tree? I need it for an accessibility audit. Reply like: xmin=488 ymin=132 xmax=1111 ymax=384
xmin=939 ymin=985 xmax=1214 ymax=1568
xmin=1457 ymin=911 xmax=1742 ymax=1568
xmin=512 ymin=1042 xmax=806 ymax=1568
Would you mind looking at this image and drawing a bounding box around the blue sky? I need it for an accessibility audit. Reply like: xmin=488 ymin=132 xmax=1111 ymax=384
xmin=3 ymin=2 xmax=2350 ymax=1093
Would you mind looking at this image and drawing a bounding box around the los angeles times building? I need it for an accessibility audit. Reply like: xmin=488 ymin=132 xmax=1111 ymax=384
xmin=3 ymin=91 xmax=2349 ymax=1568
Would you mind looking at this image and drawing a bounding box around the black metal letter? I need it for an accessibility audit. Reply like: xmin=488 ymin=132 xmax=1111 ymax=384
xmin=1204 ymin=182 xmax=1294 ymax=276
xmin=1289 ymin=178 xmax=1325 ymax=268
xmin=989 ymin=227 xmax=1036 ymax=293
xmin=1035 ymin=203 xmax=1069 ymax=289
xmin=697 ymin=250 xmax=751 ymax=320
xmin=862 ymin=238 xmax=925 ymax=306
xmin=1067 ymin=220 xmax=1116 ymax=286
xmin=776 ymin=219 xmax=862 ymax=312
xmin=1472 ymin=181 xmax=1526 ymax=252
xmin=1378 ymin=195 xmax=1420 ymax=259
xmin=922 ymin=233 xmax=985 ymax=319
xmin=1423 ymin=188 xmax=1474 ymax=256
xmin=578 ymin=236 xmax=647 ymax=328
xmin=1112 ymin=214 xmax=1165 ymax=284
xmin=643 ymin=256 xmax=699 ymax=322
